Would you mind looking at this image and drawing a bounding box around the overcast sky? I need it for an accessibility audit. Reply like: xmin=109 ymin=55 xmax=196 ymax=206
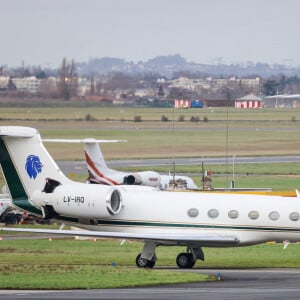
xmin=1 ymin=0 xmax=300 ymax=68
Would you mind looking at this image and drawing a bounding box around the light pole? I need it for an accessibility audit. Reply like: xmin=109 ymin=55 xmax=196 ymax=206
xmin=231 ymin=155 xmax=235 ymax=189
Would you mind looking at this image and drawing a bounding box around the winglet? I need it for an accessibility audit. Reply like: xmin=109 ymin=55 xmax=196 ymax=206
xmin=296 ymin=189 xmax=300 ymax=198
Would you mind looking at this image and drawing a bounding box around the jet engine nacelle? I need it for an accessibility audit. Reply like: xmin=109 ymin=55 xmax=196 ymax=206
xmin=123 ymin=171 xmax=161 ymax=187
xmin=31 ymin=184 xmax=123 ymax=219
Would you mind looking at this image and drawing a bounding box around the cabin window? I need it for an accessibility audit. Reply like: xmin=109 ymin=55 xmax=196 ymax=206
xmin=228 ymin=210 xmax=239 ymax=219
xmin=268 ymin=211 xmax=280 ymax=221
xmin=248 ymin=210 xmax=259 ymax=220
xmin=208 ymin=208 xmax=219 ymax=218
xmin=187 ymin=208 xmax=199 ymax=218
xmin=289 ymin=212 xmax=300 ymax=221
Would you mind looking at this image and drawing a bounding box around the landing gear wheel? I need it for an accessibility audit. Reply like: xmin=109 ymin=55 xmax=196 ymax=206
xmin=136 ymin=253 xmax=155 ymax=268
xmin=176 ymin=253 xmax=195 ymax=269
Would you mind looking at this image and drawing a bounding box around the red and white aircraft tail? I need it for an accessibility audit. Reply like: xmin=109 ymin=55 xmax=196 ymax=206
xmin=44 ymin=138 xmax=198 ymax=189
xmin=83 ymin=139 xmax=162 ymax=187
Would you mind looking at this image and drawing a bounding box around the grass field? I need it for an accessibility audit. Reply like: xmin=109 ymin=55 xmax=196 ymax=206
xmin=0 ymin=106 xmax=300 ymax=190
xmin=1 ymin=105 xmax=300 ymax=122
xmin=1 ymin=106 xmax=300 ymax=160
xmin=118 ymin=162 xmax=300 ymax=191
xmin=0 ymin=237 xmax=299 ymax=289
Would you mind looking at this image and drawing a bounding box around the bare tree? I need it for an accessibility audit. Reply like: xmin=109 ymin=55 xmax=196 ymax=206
xmin=58 ymin=58 xmax=78 ymax=100
xmin=90 ymin=73 xmax=95 ymax=95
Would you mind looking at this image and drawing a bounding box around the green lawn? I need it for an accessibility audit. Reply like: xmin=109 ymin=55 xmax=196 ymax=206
xmin=0 ymin=237 xmax=299 ymax=289
xmin=1 ymin=106 xmax=300 ymax=160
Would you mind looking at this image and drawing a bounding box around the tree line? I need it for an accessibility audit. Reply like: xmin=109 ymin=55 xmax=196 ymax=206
xmin=2 ymin=58 xmax=300 ymax=101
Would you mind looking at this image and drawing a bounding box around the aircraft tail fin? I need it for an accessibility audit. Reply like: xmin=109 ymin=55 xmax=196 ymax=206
xmin=0 ymin=126 xmax=72 ymax=213
xmin=43 ymin=138 xmax=126 ymax=186
xmin=83 ymin=138 xmax=109 ymax=169
xmin=82 ymin=139 xmax=121 ymax=185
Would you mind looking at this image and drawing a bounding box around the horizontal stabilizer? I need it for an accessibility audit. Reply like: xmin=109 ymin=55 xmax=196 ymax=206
xmin=0 ymin=126 xmax=37 ymax=138
xmin=43 ymin=139 xmax=127 ymax=143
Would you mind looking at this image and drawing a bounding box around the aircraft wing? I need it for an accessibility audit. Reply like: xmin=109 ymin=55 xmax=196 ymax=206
xmin=0 ymin=227 xmax=239 ymax=246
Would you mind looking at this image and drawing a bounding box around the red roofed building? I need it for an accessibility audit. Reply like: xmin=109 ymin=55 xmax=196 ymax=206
xmin=235 ymin=93 xmax=262 ymax=109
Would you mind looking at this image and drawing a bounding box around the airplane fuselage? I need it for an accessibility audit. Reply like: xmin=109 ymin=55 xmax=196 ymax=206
xmin=30 ymin=183 xmax=300 ymax=246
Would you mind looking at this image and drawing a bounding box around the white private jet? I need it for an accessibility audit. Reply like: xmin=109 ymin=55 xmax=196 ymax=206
xmin=1 ymin=126 xmax=300 ymax=269
xmin=82 ymin=139 xmax=198 ymax=190
xmin=44 ymin=138 xmax=198 ymax=190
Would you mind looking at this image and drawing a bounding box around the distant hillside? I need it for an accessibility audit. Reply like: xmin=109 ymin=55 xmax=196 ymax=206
xmin=5 ymin=54 xmax=299 ymax=79
xmin=76 ymin=54 xmax=300 ymax=79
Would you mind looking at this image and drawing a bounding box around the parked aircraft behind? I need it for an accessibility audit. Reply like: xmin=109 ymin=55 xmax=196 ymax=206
xmin=44 ymin=138 xmax=198 ymax=190
xmin=0 ymin=195 xmax=10 ymax=217
xmin=82 ymin=138 xmax=198 ymax=190
xmin=1 ymin=126 xmax=300 ymax=269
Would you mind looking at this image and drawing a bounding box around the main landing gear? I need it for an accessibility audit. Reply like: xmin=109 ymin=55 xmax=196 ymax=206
xmin=176 ymin=252 xmax=196 ymax=268
xmin=135 ymin=243 xmax=204 ymax=269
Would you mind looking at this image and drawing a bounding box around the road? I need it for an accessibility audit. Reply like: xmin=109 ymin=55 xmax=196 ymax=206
xmin=1 ymin=269 xmax=300 ymax=300
xmin=57 ymin=155 xmax=300 ymax=175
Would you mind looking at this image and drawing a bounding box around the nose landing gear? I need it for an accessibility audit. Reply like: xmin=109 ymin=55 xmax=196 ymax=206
xmin=136 ymin=253 xmax=156 ymax=268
